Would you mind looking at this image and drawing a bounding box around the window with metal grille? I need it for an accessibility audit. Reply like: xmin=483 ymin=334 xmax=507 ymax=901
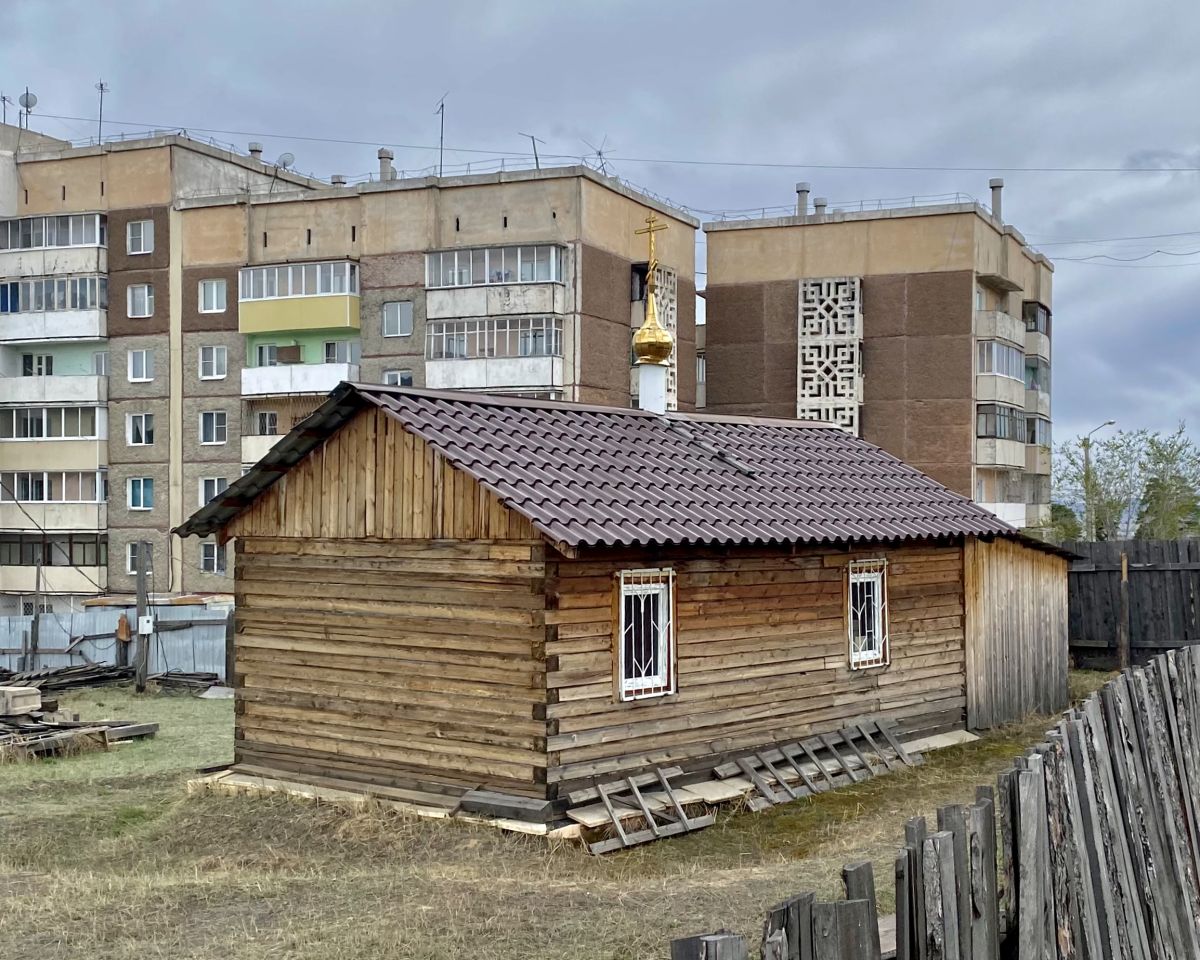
xmin=848 ymin=559 xmax=889 ymax=669
xmin=617 ymin=568 xmax=675 ymax=701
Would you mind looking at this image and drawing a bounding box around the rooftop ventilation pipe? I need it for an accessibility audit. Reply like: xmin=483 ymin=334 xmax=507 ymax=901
xmin=795 ymin=182 xmax=811 ymax=218
xmin=378 ymin=148 xmax=395 ymax=181
xmin=989 ymin=178 xmax=1004 ymax=222
xmin=812 ymin=197 xmax=827 ymax=218
xmin=247 ymin=142 xmax=263 ymax=161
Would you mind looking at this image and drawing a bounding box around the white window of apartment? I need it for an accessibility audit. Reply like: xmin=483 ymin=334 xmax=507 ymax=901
xmin=848 ymin=559 xmax=889 ymax=669
xmin=382 ymin=301 xmax=414 ymax=337
xmin=425 ymin=245 xmax=564 ymax=288
xmin=127 ymin=283 xmax=154 ymax=318
xmin=256 ymin=343 xmax=278 ymax=367
xmin=200 ymin=411 xmax=227 ymax=445
xmin=199 ymin=278 xmax=227 ymax=313
xmin=383 ymin=369 xmax=413 ymax=387
xmin=127 ymin=349 xmax=154 ymax=383
xmin=256 ymin=411 xmax=278 ymax=436
xmin=128 ymin=477 xmax=154 ymax=511
xmin=20 ymin=354 xmax=53 ymax=376
xmin=127 ymin=413 xmax=154 ymax=446
xmin=126 ymin=540 xmax=151 ymax=574
xmin=92 ymin=351 xmax=109 ymax=376
xmin=323 ymin=340 xmax=360 ymax=364
xmin=238 ymin=262 xmax=357 ymax=301
xmin=617 ymin=568 xmax=676 ymax=701
xmin=199 ymin=476 xmax=229 ymax=506
xmin=977 ymin=341 xmax=1023 ymax=381
xmin=975 ymin=286 xmax=986 ymax=311
xmin=200 ymin=540 xmax=227 ymax=575
xmin=696 ymin=355 xmax=706 ymax=384
xmin=199 ymin=345 xmax=228 ymax=380
xmin=126 ymin=219 xmax=154 ymax=255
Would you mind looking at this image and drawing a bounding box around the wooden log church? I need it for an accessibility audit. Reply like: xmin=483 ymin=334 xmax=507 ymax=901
xmin=178 ymin=383 xmax=1069 ymax=820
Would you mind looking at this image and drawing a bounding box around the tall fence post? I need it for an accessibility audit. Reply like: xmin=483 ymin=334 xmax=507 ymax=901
xmin=1117 ymin=551 xmax=1131 ymax=669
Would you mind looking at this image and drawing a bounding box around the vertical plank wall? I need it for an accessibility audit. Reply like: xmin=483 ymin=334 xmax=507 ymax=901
xmin=963 ymin=537 xmax=1068 ymax=728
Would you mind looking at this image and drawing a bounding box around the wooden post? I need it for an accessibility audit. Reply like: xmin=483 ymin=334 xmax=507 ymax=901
xmin=670 ymin=932 xmax=747 ymax=960
xmin=223 ymin=611 xmax=235 ymax=686
xmin=812 ymin=901 xmax=878 ymax=960
xmin=762 ymin=894 xmax=805 ymax=960
xmin=842 ymin=861 xmax=881 ymax=959
xmin=967 ymin=799 xmax=999 ymax=960
xmin=923 ymin=831 xmax=961 ymax=960
xmin=937 ymin=805 xmax=972 ymax=960
xmin=28 ymin=555 xmax=42 ymax=671
xmin=1117 ymin=552 xmax=1130 ymax=669
xmin=896 ymin=851 xmax=913 ymax=960
xmin=905 ymin=817 xmax=929 ymax=960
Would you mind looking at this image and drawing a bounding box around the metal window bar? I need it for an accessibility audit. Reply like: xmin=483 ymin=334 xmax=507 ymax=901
xmin=618 ymin=568 xmax=675 ymax=700
xmin=848 ymin=559 xmax=889 ymax=669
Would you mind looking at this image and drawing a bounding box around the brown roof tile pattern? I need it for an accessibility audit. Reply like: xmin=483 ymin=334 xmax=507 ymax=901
xmin=349 ymin=386 xmax=1014 ymax=548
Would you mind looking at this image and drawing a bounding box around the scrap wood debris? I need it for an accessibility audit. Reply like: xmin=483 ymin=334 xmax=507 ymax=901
xmin=0 ymin=664 xmax=134 ymax=692
xmin=0 ymin=684 xmax=158 ymax=761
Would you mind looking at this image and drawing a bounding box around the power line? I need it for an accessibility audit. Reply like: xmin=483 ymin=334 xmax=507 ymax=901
xmin=0 ymin=478 xmax=107 ymax=593
xmin=1056 ymin=248 xmax=1200 ymax=263
xmin=1029 ymin=229 xmax=1200 ymax=247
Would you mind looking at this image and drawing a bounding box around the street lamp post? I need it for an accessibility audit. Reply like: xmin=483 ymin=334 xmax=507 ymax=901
xmin=1082 ymin=419 xmax=1116 ymax=541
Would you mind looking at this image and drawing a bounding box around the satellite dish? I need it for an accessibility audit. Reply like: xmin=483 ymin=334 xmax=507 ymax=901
xmin=18 ymin=91 xmax=37 ymax=111
xmin=276 ymin=152 xmax=295 ymax=169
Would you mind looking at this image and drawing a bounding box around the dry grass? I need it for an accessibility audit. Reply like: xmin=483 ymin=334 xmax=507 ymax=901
xmin=0 ymin=672 xmax=1113 ymax=960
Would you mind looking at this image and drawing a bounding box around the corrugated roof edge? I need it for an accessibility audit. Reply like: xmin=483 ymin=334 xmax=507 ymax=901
xmin=174 ymin=383 xmax=1075 ymax=560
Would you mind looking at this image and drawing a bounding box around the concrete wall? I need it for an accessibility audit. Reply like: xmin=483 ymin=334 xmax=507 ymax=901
xmin=703 ymin=280 xmax=799 ymax=418
xmin=359 ymin=251 xmax=426 ymax=387
xmin=15 ymin=146 xmax=173 ymax=213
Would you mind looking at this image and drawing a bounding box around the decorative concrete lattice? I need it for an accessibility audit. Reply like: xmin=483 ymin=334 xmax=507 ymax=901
xmin=630 ymin=266 xmax=680 ymax=411
xmin=797 ymin=277 xmax=863 ymax=433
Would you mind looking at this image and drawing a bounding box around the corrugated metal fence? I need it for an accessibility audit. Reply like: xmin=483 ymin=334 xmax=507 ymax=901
xmin=0 ymin=606 xmax=231 ymax=679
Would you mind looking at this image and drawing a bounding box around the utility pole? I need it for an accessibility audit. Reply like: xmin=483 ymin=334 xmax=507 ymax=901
xmin=519 ymin=132 xmax=545 ymax=170
xmin=1082 ymin=419 xmax=1116 ymax=541
xmin=134 ymin=540 xmax=150 ymax=692
xmin=27 ymin=555 xmax=42 ymax=671
xmin=95 ymin=79 xmax=109 ymax=142
xmin=434 ymin=93 xmax=448 ymax=177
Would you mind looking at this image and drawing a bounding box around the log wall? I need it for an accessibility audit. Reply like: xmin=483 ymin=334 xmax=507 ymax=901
xmin=545 ymin=541 xmax=968 ymax=794
xmin=963 ymin=537 xmax=1069 ymax=729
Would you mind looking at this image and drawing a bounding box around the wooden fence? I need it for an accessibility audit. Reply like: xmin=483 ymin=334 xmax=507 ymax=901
xmin=670 ymin=646 xmax=1200 ymax=959
xmin=1064 ymin=538 xmax=1200 ymax=668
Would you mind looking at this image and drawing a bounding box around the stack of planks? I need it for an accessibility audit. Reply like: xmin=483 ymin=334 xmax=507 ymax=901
xmin=0 ymin=664 xmax=135 ymax=692
xmin=0 ymin=714 xmax=158 ymax=759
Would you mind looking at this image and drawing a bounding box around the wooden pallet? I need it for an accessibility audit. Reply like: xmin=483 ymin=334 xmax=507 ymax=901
xmin=582 ymin=767 xmax=716 ymax=854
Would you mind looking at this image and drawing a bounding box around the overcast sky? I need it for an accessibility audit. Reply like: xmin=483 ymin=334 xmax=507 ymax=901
xmin=5 ymin=0 xmax=1199 ymax=443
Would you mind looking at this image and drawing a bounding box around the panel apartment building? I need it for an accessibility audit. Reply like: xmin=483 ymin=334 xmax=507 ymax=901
xmin=0 ymin=127 xmax=697 ymax=614
xmin=702 ymin=182 xmax=1053 ymax=529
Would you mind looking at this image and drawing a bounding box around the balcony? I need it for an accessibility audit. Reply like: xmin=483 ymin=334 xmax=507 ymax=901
xmin=1026 ymin=330 xmax=1050 ymax=360
xmin=0 ymin=246 xmax=107 ymax=279
xmin=0 ymin=503 xmax=106 ymax=532
xmin=241 ymin=362 xmax=359 ymax=397
xmin=978 ymin=501 xmax=1026 ymax=528
xmin=976 ymin=438 xmax=1026 ymax=470
xmin=0 ymin=564 xmax=106 ymax=595
xmin=974 ymin=310 xmax=1025 ymax=345
xmin=1026 ymin=444 xmax=1051 ymax=475
xmin=425 ymin=356 xmax=563 ymax=392
xmin=239 ymin=295 xmax=359 ymax=335
xmin=241 ymin=434 xmax=280 ymax=465
xmin=1025 ymin=388 xmax=1050 ymax=418
xmin=0 ymin=440 xmax=108 ymax=471
xmin=2 ymin=375 xmax=106 ymax=405
xmin=0 ymin=309 xmax=106 ymax=343
xmin=426 ymin=284 xmax=566 ymax=320
xmin=975 ymin=374 xmax=1025 ymax=407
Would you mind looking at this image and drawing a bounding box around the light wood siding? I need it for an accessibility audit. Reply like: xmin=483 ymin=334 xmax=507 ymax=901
xmin=544 ymin=541 xmax=966 ymax=793
xmin=234 ymin=536 xmax=550 ymax=797
xmin=963 ymin=536 xmax=1069 ymax=728
xmin=225 ymin=407 xmax=538 ymax=541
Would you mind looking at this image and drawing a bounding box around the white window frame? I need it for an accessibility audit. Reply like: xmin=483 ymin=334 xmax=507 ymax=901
xmin=200 ymin=411 xmax=228 ymax=445
xmin=127 ymin=283 xmax=154 ymax=318
xmin=126 ymin=540 xmax=150 ymax=574
xmin=92 ymin=351 xmax=109 ymax=376
xmin=126 ymin=219 xmax=154 ymax=255
xmin=127 ymin=477 xmax=154 ymax=511
xmin=255 ymin=411 xmax=278 ymax=436
xmin=127 ymin=349 xmax=154 ymax=383
xmin=617 ymin=568 xmax=676 ymax=701
xmin=198 ymin=345 xmax=228 ymax=380
xmin=200 ymin=540 xmax=227 ymax=575
xmin=199 ymin=278 xmax=227 ymax=314
xmin=237 ymin=261 xmax=358 ymax=302
xmin=126 ymin=412 xmax=154 ymax=446
xmin=199 ymin=476 xmax=229 ymax=506
xmin=255 ymin=343 xmax=278 ymax=368
xmin=383 ymin=369 xmax=413 ymax=387
xmin=848 ymin=559 xmax=890 ymax=669
xmin=382 ymin=301 xmax=414 ymax=337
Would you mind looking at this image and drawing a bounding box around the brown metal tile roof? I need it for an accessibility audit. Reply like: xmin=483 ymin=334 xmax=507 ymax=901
xmin=178 ymin=384 xmax=1035 ymax=553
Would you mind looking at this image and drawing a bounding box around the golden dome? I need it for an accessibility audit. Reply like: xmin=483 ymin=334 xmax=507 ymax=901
xmin=633 ymin=294 xmax=674 ymax=365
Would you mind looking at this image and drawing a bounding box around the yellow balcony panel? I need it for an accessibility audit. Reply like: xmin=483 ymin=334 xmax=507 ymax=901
xmin=0 ymin=439 xmax=108 ymax=471
xmin=238 ymin=295 xmax=360 ymax=334
xmin=0 ymin=564 xmax=106 ymax=595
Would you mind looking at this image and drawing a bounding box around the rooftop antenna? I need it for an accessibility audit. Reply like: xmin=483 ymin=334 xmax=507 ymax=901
xmin=518 ymin=131 xmax=545 ymax=170
xmin=0 ymin=93 xmax=11 ymax=126
xmin=94 ymin=80 xmax=109 ymax=142
xmin=434 ymin=92 xmax=448 ymax=177
xmin=582 ymin=135 xmax=612 ymax=176
xmin=268 ymin=152 xmax=294 ymax=195
xmin=18 ymin=88 xmax=37 ymax=130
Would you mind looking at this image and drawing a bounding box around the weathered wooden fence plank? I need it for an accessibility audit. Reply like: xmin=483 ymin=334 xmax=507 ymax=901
xmin=923 ymin=831 xmax=960 ymax=960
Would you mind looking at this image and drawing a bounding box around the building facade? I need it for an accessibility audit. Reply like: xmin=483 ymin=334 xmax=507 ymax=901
xmin=0 ymin=127 xmax=696 ymax=613
xmin=702 ymin=184 xmax=1053 ymax=529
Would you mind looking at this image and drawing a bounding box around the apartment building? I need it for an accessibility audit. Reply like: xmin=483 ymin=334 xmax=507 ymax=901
xmin=0 ymin=126 xmax=697 ymax=613
xmin=702 ymin=181 xmax=1053 ymax=529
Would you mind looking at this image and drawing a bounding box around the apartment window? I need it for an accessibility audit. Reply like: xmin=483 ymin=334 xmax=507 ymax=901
xmin=848 ymin=559 xmax=889 ymax=669
xmin=200 ymin=477 xmax=229 ymax=506
xmin=1025 ymin=357 xmax=1051 ymax=394
xmin=127 ymin=349 xmax=154 ymax=382
xmin=383 ymin=369 xmax=413 ymax=387
xmin=127 ymin=283 xmax=154 ymax=318
xmin=199 ymin=345 xmax=228 ymax=379
xmin=425 ymin=317 xmax=564 ymax=360
xmin=976 ymin=403 xmax=1027 ymax=442
xmin=256 ymin=411 xmax=278 ymax=436
xmin=977 ymin=341 xmax=1023 ymax=380
xmin=200 ymin=411 xmax=228 ymax=445
xmin=1022 ymin=301 xmax=1052 ymax=336
xmin=127 ymin=413 xmax=154 ymax=446
xmin=617 ymin=568 xmax=676 ymax=701
xmin=21 ymin=354 xmax=53 ymax=376
xmin=0 ymin=275 xmax=107 ymax=314
xmin=0 ymin=471 xmax=107 ymax=503
xmin=0 ymin=407 xmax=99 ymax=440
xmin=126 ymin=219 xmax=154 ymax=255
xmin=238 ymin=261 xmax=358 ymax=301
xmin=199 ymin=278 xmax=227 ymax=313
xmin=0 ymin=214 xmax=106 ymax=251
xmin=324 ymin=340 xmax=359 ymax=364
xmin=1027 ymin=416 xmax=1053 ymax=447
xmin=382 ymin=301 xmax=414 ymax=337
xmin=256 ymin=343 xmax=278 ymax=367
xmin=92 ymin=351 xmax=109 ymax=376
xmin=200 ymin=541 xmax=227 ymax=575
xmin=975 ymin=286 xmax=986 ymax=311
xmin=126 ymin=540 xmax=152 ymax=575
xmin=425 ymin=245 xmax=564 ymax=288
xmin=128 ymin=477 xmax=154 ymax=510
xmin=696 ymin=355 xmax=706 ymax=384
